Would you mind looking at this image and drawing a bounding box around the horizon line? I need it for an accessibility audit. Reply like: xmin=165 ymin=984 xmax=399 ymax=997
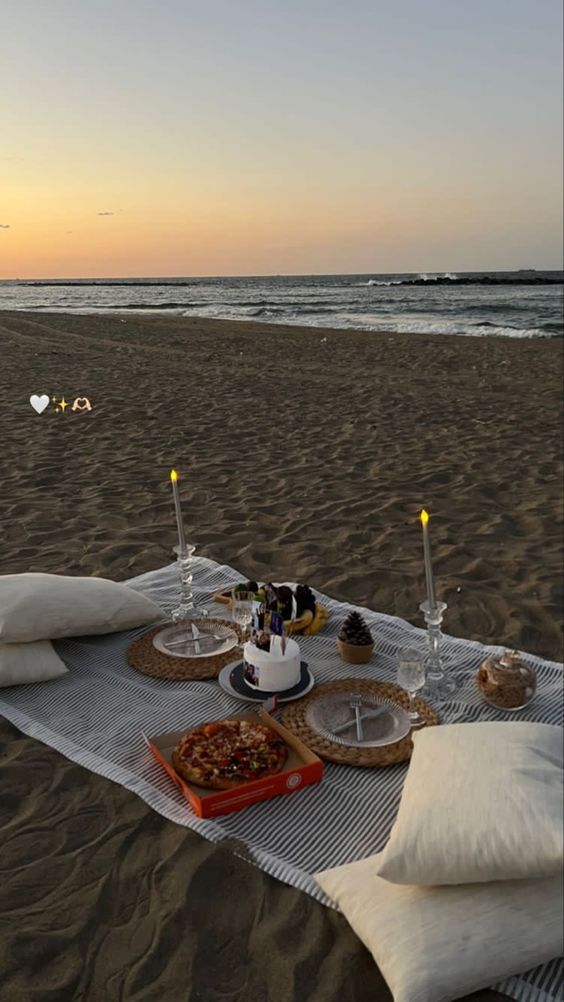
xmin=2 ymin=266 xmax=563 ymax=283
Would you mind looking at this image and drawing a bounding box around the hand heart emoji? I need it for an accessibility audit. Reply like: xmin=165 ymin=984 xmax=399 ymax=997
xmin=71 ymin=397 xmax=92 ymax=412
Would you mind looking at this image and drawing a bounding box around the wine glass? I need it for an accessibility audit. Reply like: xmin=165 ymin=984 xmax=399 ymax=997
xmin=397 ymin=646 xmax=426 ymax=728
xmin=231 ymin=589 xmax=254 ymax=646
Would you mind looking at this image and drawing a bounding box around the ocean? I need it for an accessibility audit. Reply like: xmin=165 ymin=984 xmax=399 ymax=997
xmin=1 ymin=271 xmax=562 ymax=339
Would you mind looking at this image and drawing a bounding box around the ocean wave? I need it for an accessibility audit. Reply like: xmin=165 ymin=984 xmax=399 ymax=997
xmin=27 ymin=301 xmax=194 ymax=312
xmin=117 ymin=301 xmax=195 ymax=310
xmin=472 ymin=320 xmax=521 ymax=330
xmin=353 ymin=279 xmax=403 ymax=286
xmin=18 ymin=280 xmax=198 ymax=288
xmin=354 ymin=273 xmax=462 ymax=286
xmin=192 ymin=305 xmax=280 ymax=318
xmin=180 ymin=308 xmax=561 ymax=338
xmin=538 ymin=321 xmax=564 ymax=334
xmin=279 ymin=311 xmax=561 ymax=339
xmin=367 ymin=319 xmax=558 ymax=339
xmin=471 ymin=318 xmax=563 ymax=335
xmin=8 ymin=303 xmax=561 ymax=337
xmin=205 ymin=297 xmax=353 ymax=310
xmin=418 ymin=272 xmax=459 ymax=281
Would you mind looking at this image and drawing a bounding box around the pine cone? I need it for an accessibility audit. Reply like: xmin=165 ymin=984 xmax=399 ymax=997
xmin=338 ymin=611 xmax=372 ymax=646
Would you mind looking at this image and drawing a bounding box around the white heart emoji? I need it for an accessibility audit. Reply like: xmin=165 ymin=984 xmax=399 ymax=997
xmin=30 ymin=394 xmax=50 ymax=414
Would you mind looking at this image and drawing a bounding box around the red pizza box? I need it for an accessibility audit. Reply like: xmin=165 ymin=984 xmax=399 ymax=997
xmin=144 ymin=707 xmax=324 ymax=818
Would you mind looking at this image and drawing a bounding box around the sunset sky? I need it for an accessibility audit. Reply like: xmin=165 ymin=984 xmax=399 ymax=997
xmin=1 ymin=0 xmax=562 ymax=278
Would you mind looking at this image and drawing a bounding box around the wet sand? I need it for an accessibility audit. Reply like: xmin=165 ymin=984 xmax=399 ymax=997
xmin=0 ymin=309 xmax=562 ymax=1001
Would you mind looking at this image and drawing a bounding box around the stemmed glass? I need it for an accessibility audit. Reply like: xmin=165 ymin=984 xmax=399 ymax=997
xmin=231 ymin=590 xmax=254 ymax=647
xmin=397 ymin=646 xmax=426 ymax=728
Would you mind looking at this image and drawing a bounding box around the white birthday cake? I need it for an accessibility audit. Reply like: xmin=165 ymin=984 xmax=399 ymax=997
xmin=243 ymin=637 xmax=301 ymax=692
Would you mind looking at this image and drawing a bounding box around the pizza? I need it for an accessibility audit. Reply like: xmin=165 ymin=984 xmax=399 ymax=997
xmin=171 ymin=719 xmax=288 ymax=790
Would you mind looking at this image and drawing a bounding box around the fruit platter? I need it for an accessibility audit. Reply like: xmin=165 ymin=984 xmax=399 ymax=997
xmin=213 ymin=581 xmax=329 ymax=636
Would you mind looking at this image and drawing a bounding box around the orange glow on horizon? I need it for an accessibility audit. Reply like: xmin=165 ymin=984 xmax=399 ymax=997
xmin=1 ymin=3 xmax=561 ymax=279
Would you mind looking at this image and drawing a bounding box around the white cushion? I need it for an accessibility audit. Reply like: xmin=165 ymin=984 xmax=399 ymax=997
xmin=376 ymin=721 xmax=563 ymax=885
xmin=0 ymin=573 xmax=163 ymax=642
xmin=0 ymin=640 xmax=68 ymax=686
xmin=316 ymin=853 xmax=563 ymax=1002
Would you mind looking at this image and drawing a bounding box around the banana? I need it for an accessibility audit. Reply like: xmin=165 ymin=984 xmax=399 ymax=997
xmin=303 ymin=603 xmax=329 ymax=636
xmin=284 ymin=610 xmax=314 ymax=635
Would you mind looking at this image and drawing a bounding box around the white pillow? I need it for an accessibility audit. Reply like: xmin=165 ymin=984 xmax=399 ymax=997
xmin=316 ymin=853 xmax=563 ymax=1002
xmin=0 ymin=640 xmax=68 ymax=686
xmin=0 ymin=573 xmax=163 ymax=642
xmin=376 ymin=721 xmax=563 ymax=885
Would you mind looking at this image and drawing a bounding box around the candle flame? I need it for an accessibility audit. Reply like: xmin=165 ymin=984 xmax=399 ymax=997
xmin=420 ymin=508 xmax=429 ymax=526
xmin=170 ymin=469 xmax=178 ymax=483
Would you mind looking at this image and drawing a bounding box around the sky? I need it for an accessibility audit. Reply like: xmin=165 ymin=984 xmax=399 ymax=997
xmin=1 ymin=0 xmax=562 ymax=278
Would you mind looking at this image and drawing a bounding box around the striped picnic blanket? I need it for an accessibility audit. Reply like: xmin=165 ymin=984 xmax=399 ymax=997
xmin=1 ymin=557 xmax=562 ymax=1002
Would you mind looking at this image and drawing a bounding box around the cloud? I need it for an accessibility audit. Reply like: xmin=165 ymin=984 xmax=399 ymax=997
xmin=0 ymin=223 xmax=10 ymax=229
xmin=97 ymin=211 xmax=114 ymax=216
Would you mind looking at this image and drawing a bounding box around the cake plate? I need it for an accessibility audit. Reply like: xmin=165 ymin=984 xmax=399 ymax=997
xmin=218 ymin=660 xmax=314 ymax=703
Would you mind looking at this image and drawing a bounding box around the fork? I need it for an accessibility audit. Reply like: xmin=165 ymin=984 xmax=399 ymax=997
xmin=164 ymin=628 xmax=223 ymax=650
xmin=332 ymin=704 xmax=386 ymax=734
xmin=350 ymin=695 xmax=364 ymax=741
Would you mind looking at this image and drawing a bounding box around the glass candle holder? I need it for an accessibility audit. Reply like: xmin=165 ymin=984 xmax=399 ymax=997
xmin=171 ymin=544 xmax=196 ymax=623
xmin=419 ymin=600 xmax=457 ymax=701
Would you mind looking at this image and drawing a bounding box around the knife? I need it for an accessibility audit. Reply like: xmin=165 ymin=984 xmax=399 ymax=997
xmin=191 ymin=622 xmax=202 ymax=655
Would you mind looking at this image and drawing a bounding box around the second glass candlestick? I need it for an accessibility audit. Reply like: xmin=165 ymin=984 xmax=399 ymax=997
xmin=419 ymin=599 xmax=457 ymax=701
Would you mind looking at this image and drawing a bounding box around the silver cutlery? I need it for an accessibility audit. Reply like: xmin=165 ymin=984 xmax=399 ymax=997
xmin=164 ymin=628 xmax=223 ymax=651
xmin=350 ymin=694 xmax=364 ymax=741
xmin=331 ymin=704 xmax=387 ymax=735
xmin=191 ymin=622 xmax=202 ymax=655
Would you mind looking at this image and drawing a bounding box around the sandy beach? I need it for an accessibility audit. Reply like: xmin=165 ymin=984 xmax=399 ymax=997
xmin=1 ymin=309 xmax=562 ymax=658
xmin=0 ymin=309 xmax=562 ymax=1001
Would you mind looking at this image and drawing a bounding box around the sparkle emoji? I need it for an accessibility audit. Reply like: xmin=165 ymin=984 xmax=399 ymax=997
xmin=71 ymin=396 xmax=92 ymax=412
xmin=52 ymin=396 xmax=69 ymax=414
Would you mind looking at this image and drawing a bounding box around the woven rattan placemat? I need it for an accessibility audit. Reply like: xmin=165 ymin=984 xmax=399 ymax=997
xmin=127 ymin=619 xmax=243 ymax=681
xmin=280 ymin=678 xmax=439 ymax=767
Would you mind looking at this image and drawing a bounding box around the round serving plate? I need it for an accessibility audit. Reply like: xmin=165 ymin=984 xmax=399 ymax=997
xmin=128 ymin=620 xmax=243 ymax=682
xmin=306 ymin=691 xmax=411 ymax=748
xmin=218 ymin=660 xmax=314 ymax=703
xmin=280 ymin=678 xmax=439 ymax=768
xmin=153 ymin=621 xmax=238 ymax=659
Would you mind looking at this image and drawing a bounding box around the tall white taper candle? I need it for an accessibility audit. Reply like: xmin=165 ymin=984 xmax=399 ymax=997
xmin=170 ymin=469 xmax=187 ymax=554
xmin=420 ymin=509 xmax=437 ymax=610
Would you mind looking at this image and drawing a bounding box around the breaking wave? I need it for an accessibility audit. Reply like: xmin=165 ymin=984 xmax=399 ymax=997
xmin=418 ymin=272 xmax=459 ymax=281
xmin=352 ymin=278 xmax=404 ymax=286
